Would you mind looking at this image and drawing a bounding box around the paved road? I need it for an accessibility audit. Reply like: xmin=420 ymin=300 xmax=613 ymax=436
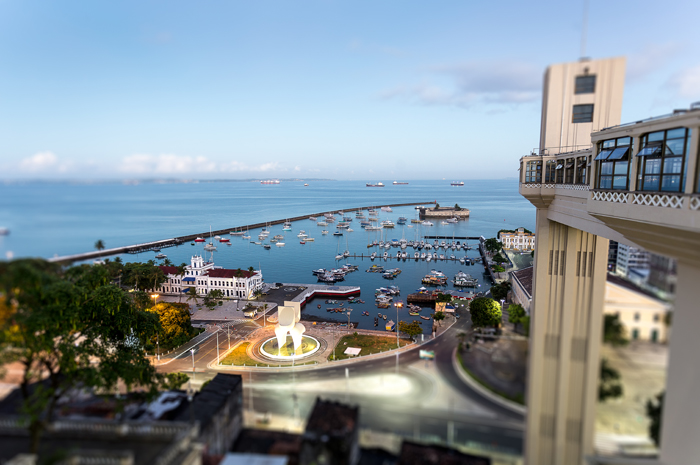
xmin=159 ymin=305 xmax=525 ymax=456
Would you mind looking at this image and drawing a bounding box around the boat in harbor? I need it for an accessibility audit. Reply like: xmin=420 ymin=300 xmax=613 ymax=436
xmin=333 ymin=231 xmax=343 ymax=236
xmin=420 ymin=315 xmax=430 ymax=320
xmin=155 ymin=253 xmax=167 ymax=259
xmin=309 ymin=216 xmax=317 ymax=221
xmin=282 ymin=221 xmax=292 ymax=231
xmin=386 ymin=320 xmax=395 ymax=331
xmin=263 ymin=244 xmax=271 ymax=249
xmin=194 ymin=237 xmax=205 ymax=242
xmin=451 ymin=181 xmax=465 ymax=186
xmin=366 ymin=182 xmax=385 ymax=187
xmin=230 ymin=229 xmax=244 ymax=236
xmin=321 ymin=230 xmax=329 ymax=235
xmin=219 ymin=237 xmax=230 ymax=243
xmin=276 ymin=242 xmax=285 ymax=247
xmin=317 ymin=221 xmax=328 ymax=226
xmin=392 ymin=181 xmax=408 ymax=185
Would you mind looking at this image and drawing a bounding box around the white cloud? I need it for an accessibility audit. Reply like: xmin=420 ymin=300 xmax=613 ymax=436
xmin=294 ymin=166 xmax=301 ymax=172
xmin=667 ymin=64 xmax=700 ymax=100
xmin=19 ymin=151 xmax=59 ymax=171
xmin=121 ymin=154 xmax=282 ymax=175
xmin=380 ymin=60 xmax=541 ymax=108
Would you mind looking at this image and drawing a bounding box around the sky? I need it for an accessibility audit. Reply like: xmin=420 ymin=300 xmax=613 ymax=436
xmin=1 ymin=0 xmax=699 ymax=181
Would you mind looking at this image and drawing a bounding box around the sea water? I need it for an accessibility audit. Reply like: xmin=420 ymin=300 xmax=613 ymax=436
xmin=0 ymin=179 xmax=535 ymax=331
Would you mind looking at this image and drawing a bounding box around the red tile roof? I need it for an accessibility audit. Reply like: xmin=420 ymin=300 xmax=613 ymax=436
xmin=159 ymin=266 xmax=180 ymax=275
xmin=206 ymin=269 xmax=257 ymax=279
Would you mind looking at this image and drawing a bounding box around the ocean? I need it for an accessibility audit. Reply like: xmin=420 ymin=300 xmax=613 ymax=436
xmin=0 ymin=179 xmax=535 ymax=331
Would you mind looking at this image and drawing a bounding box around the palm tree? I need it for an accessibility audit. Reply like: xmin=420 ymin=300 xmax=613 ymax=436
xmin=95 ymin=240 xmax=105 ymax=251
xmin=176 ymin=263 xmax=187 ymax=302
xmin=162 ymin=258 xmax=173 ymax=266
xmin=186 ymin=287 xmax=200 ymax=307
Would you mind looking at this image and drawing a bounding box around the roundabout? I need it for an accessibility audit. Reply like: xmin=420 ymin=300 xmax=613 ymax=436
xmin=259 ymin=334 xmax=320 ymax=361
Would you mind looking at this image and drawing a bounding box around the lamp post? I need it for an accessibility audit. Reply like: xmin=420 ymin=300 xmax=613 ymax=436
xmin=190 ymin=348 xmax=195 ymax=382
xmin=216 ymin=326 xmax=220 ymax=365
xmin=395 ymin=301 xmax=403 ymax=348
xmin=346 ymin=309 xmax=352 ymax=331
xmin=151 ymin=294 xmax=160 ymax=360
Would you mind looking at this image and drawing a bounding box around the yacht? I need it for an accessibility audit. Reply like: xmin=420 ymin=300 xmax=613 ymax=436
xmin=451 ymin=181 xmax=465 ymax=186
xmin=276 ymin=242 xmax=285 ymax=247
xmin=322 ymin=230 xmax=329 ymax=235
xmin=317 ymin=221 xmax=328 ymax=226
xmin=309 ymin=216 xmax=317 ymax=221
xmin=333 ymin=231 xmax=343 ymax=236
xmin=381 ymin=206 xmax=393 ymax=212
xmin=282 ymin=222 xmax=292 ymax=231
xmin=155 ymin=253 xmax=167 ymax=259
xmin=230 ymin=229 xmax=244 ymax=236
xmin=366 ymin=182 xmax=385 ymax=187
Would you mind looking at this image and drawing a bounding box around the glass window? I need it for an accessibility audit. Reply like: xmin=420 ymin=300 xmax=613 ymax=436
xmin=575 ymin=75 xmax=596 ymax=94
xmin=545 ymin=160 xmax=557 ymax=183
xmin=637 ymin=127 xmax=689 ymax=192
xmin=597 ymin=137 xmax=631 ymax=190
xmin=525 ymin=160 xmax=542 ymax=183
xmin=572 ymin=104 xmax=594 ymax=123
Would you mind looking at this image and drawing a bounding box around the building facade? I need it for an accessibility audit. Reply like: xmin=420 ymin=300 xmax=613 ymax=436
xmin=157 ymin=255 xmax=263 ymax=300
xmin=509 ymin=266 xmax=533 ymax=314
xmin=604 ymin=275 xmax=671 ymax=343
xmin=615 ymin=243 xmax=650 ymax=278
xmin=499 ymin=228 xmax=536 ymax=251
xmin=539 ymin=57 xmax=626 ymax=154
xmin=520 ymin=98 xmax=700 ymax=464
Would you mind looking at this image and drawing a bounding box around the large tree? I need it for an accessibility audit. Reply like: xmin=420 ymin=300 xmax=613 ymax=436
xmin=603 ymin=314 xmax=628 ymax=346
xmin=469 ymin=297 xmax=502 ymax=328
xmin=398 ymin=321 xmax=422 ymax=339
xmin=0 ymin=259 xmax=170 ymax=453
xmin=507 ymin=303 xmax=526 ymax=330
xmin=490 ymin=281 xmax=511 ymax=301
xmin=599 ymin=358 xmax=624 ymax=402
xmin=484 ymin=238 xmax=502 ymax=254
xmin=148 ymin=302 xmax=198 ymax=350
xmin=646 ymin=391 xmax=664 ymax=447
xmin=432 ymin=311 xmax=446 ymax=326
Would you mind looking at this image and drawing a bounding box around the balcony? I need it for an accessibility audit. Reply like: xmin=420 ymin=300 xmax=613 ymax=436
xmin=519 ymin=107 xmax=700 ymax=260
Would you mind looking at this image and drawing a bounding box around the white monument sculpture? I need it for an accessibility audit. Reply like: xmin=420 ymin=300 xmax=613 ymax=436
xmin=274 ymin=301 xmax=305 ymax=354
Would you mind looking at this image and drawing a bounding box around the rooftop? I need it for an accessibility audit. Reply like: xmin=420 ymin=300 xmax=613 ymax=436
xmin=304 ymin=399 xmax=358 ymax=437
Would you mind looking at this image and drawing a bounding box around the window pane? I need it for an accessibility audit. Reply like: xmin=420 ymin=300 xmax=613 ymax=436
xmin=643 ymin=175 xmax=660 ymax=191
xmin=645 ymin=158 xmax=662 ymax=174
xmin=637 ymin=145 xmax=661 ymax=157
xmin=665 ymin=138 xmax=685 ymax=156
xmin=613 ymin=176 xmax=628 ymax=190
xmin=575 ymin=75 xmax=596 ymax=94
xmin=614 ymin=161 xmax=628 ymax=175
xmin=595 ymin=149 xmax=612 ymax=160
xmin=666 ymin=128 xmax=686 ymax=139
xmin=647 ymin=131 xmax=665 ymax=142
xmin=599 ymin=176 xmax=612 ymax=189
xmin=600 ymin=162 xmax=613 ymax=175
xmin=663 ymin=157 xmax=683 ymax=174
xmin=602 ymin=140 xmax=615 ymax=148
xmin=572 ymin=104 xmax=594 ymax=123
xmin=661 ymin=175 xmax=681 ymax=192
xmin=608 ymin=147 xmax=629 ymax=160
xmin=617 ymin=137 xmax=631 ymax=146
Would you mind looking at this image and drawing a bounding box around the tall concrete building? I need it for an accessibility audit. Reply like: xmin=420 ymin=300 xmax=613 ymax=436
xmin=520 ymin=52 xmax=700 ymax=465
xmin=539 ymin=57 xmax=626 ymax=154
xmin=615 ymin=243 xmax=650 ymax=277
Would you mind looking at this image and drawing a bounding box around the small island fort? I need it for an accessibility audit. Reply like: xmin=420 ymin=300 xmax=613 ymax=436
xmin=419 ymin=204 xmax=470 ymax=219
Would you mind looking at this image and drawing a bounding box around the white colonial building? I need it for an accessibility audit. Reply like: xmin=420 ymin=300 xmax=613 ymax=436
xmin=156 ymin=255 xmax=263 ymax=299
xmin=498 ymin=228 xmax=536 ymax=251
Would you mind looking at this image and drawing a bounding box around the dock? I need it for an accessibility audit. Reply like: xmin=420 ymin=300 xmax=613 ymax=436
xmin=47 ymin=201 xmax=436 ymax=264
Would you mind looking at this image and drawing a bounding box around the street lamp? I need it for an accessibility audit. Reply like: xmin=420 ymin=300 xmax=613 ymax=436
xmin=151 ymin=294 xmax=160 ymax=360
xmin=395 ymin=301 xmax=403 ymax=348
xmin=190 ymin=348 xmax=196 ymax=382
xmin=345 ymin=309 xmax=352 ymax=331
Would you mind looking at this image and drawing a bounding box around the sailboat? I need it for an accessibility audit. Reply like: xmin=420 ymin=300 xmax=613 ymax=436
xmin=242 ymin=226 xmax=251 ymax=240
xmin=204 ymin=226 xmax=217 ymax=252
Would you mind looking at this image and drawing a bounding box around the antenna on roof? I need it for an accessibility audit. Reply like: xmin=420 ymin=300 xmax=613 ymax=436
xmin=580 ymin=0 xmax=589 ymax=60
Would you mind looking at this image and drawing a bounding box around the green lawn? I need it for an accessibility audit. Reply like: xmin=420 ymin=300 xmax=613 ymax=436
xmin=330 ymin=333 xmax=411 ymax=360
xmin=219 ymin=342 xmax=267 ymax=366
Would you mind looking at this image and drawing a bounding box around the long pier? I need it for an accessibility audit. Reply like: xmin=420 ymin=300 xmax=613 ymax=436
xmin=48 ymin=201 xmax=436 ymax=264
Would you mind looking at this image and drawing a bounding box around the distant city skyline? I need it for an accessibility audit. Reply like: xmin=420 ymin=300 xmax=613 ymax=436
xmin=1 ymin=0 xmax=699 ymax=181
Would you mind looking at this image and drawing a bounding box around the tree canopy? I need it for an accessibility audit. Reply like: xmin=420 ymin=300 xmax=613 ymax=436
xmin=203 ymin=289 xmax=225 ymax=310
xmin=603 ymin=314 xmax=628 ymax=346
xmin=0 ymin=259 xmax=170 ymax=453
xmin=490 ymin=282 xmax=511 ymax=301
xmin=599 ymin=358 xmax=623 ymax=402
xmin=484 ymin=238 xmax=502 ymax=253
xmin=398 ymin=321 xmax=422 ymax=339
xmin=646 ymin=391 xmax=664 ymax=447
xmin=507 ymin=303 xmax=527 ymax=330
xmin=469 ymin=297 xmax=502 ymax=328
xmin=432 ymin=311 xmax=446 ymax=326
xmin=147 ymin=302 xmax=198 ymax=350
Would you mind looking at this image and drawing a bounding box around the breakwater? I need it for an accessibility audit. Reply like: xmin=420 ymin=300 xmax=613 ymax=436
xmin=48 ymin=201 xmax=436 ymax=264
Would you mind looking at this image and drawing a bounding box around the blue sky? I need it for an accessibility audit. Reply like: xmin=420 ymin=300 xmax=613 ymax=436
xmin=2 ymin=0 xmax=699 ymax=181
